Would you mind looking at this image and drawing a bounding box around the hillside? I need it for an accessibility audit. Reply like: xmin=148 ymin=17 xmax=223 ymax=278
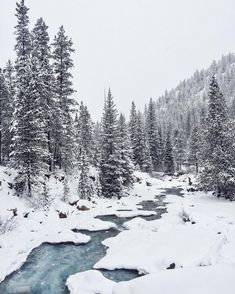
xmin=156 ymin=53 xmax=235 ymax=136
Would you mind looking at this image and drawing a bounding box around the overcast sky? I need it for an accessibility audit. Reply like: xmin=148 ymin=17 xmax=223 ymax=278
xmin=1 ymin=0 xmax=235 ymax=119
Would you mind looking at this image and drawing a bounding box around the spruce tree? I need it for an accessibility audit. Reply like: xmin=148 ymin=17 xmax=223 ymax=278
xmin=78 ymin=149 xmax=93 ymax=200
xmin=134 ymin=111 xmax=145 ymax=169
xmin=0 ymin=69 xmax=9 ymax=164
xmin=3 ymin=61 xmax=15 ymax=162
xmin=12 ymin=0 xmax=39 ymax=197
xmin=164 ymin=128 xmax=175 ymax=175
xmin=142 ymin=127 xmax=153 ymax=173
xmin=199 ymin=76 xmax=235 ymax=199
xmin=75 ymin=101 xmax=93 ymax=165
xmin=52 ymin=26 xmax=76 ymax=172
xmin=173 ymin=129 xmax=185 ymax=172
xmin=146 ymin=98 xmax=161 ymax=171
xmin=100 ymin=89 xmax=122 ymax=198
xmin=129 ymin=101 xmax=138 ymax=165
xmin=189 ymin=126 xmax=200 ymax=173
xmin=118 ymin=113 xmax=134 ymax=189
xmin=32 ymin=18 xmax=56 ymax=172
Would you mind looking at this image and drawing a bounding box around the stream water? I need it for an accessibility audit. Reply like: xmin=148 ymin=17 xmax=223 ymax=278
xmin=0 ymin=187 xmax=183 ymax=294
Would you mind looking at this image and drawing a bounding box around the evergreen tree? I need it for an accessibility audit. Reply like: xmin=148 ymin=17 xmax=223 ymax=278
xmin=12 ymin=0 xmax=44 ymax=197
xmin=142 ymin=127 xmax=153 ymax=173
xmin=75 ymin=101 xmax=93 ymax=165
xmin=100 ymin=89 xmax=122 ymax=198
xmin=92 ymin=121 xmax=102 ymax=167
xmin=3 ymin=61 xmax=15 ymax=162
xmin=118 ymin=113 xmax=134 ymax=189
xmin=164 ymin=128 xmax=175 ymax=175
xmin=129 ymin=101 xmax=137 ymax=165
xmin=189 ymin=126 xmax=200 ymax=173
xmin=199 ymin=76 xmax=235 ymax=199
xmin=173 ymin=129 xmax=185 ymax=172
xmin=0 ymin=69 xmax=9 ymax=164
xmin=134 ymin=111 xmax=145 ymax=169
xmin=31 ymin=18 xmax=56 ymax=172
xmin=146 ymin=98 xmax=161 ymax=171
xmin=52 ymin=26 xmax=76 ymax=171
xmin=78 ymin=149 xmax=93 ymax=200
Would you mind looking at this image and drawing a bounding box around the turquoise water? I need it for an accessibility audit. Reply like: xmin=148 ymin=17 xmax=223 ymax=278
xmin=0 ymin=189 xmax=182 ymax=294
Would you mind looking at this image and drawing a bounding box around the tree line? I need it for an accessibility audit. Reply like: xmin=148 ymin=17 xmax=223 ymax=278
xmin=0 ymin=0 xmax=234 ymax=207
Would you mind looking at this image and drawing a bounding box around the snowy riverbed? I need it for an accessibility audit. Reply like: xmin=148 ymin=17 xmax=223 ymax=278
xmin=1 ymin=168 xmax=235 ymax=293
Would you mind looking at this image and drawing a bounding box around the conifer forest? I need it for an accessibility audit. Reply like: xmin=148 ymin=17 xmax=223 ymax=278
xmin=0 ymin=1 xmax=235 ymax=293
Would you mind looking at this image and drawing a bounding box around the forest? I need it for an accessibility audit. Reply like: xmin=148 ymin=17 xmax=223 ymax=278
xmin=0 ymin=0 xmax=235 ymax=205
xmin=0 ymin=1 xmax=235 ymax=294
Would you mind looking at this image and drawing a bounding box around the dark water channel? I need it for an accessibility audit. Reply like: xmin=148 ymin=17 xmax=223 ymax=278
xmin=0 ymin=188 xmax=183 ymax=294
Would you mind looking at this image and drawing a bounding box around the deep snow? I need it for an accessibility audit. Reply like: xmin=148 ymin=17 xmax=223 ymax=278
xmin=1 ymin=167 xmax=235 ymax=293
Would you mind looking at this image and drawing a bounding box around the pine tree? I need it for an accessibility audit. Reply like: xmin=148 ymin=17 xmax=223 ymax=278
xmin=31 ymin=18 xmax=57 ymax=172
xmin=92 ymin=122 xmax=102 ymax=167
xmin=189 ymin=126 xmax=200 ymax=173
xmin=3 ymin=61 xmax=15 ymax=162
xmin=0 ymin=69 xmax=9 ymax=164
xmin=118 ymin=113 xmax=134 ymax=189
xmin=146 ymin=98 xmax=161 ymax=171
xmin=63 ymin=176 xmax=70 ymax=203
xmin=100 ymin=89 xmax=122 ymax=198
xmin=199 ymin=76 xmax=235 ymax=199
xmin=173 ymin=129 xmax=185 ymax=172
xmin=75 ymin=101 xmax=93 ymax=165
xmin=129 ymin=101 xmax=137 ymax=165
xmin=52 ymin=26 xmax=76 ymax=172
xmin=142 ymin=128 xmax=153 ymax=173
xmin=12 ymin=0 xmax=46 ymax=197
xmin=134 ymin=111 xmax=145 ymax=169
xmin=78 ymin=149 xmax=93 ymax=200
xmin=164 ymin=128 xmax=175 ymax=175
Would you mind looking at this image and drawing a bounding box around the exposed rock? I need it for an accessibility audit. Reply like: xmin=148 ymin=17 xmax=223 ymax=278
xmin=69 ymin=200 xmax=79 ymax=206
xmin=187 ymin=187 xmax=198 ymax=192
xmin=77 ymin=205 xmax=90 ymax=211
xmin=8 ymin=208 xmax=17 ymax=217
xmin=167 ymin=263 xmax=176 ymax=269
xmin=57 ymin=211 xmax=67 ymax=218
xmin=23 ymin=212 xmax=30 ymax=218
xmin=146 ymin=181 xmax=152 ymax=186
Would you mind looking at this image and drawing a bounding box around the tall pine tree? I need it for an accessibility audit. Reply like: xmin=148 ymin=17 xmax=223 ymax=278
xmin=164 ymin=128 xmax=175 ymax=175
xmin=146 ymin=98 xmax=161 ymax=171
xmin=118 ymin=113 xmax=134 ymax=189
xmin=199 ymin=76 xmax=235 ymax=199
xmin=100 ymin=89 xmax=122 ymax=198
xmin=52 ymin=26 xmax=76 ymax=172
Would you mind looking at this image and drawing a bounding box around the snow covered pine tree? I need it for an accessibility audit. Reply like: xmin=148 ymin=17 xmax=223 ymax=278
xmin=199 ymin=76 xmax=235 ymax=199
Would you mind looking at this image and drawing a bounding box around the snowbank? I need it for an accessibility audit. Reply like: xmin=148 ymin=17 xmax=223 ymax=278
xmin=66 ymin=270 xmax=116 ymax=294
xmin=113 ymin=264 xmax=235 ymax=294
xmin=94 ymin=225 xmax=221 ymax=273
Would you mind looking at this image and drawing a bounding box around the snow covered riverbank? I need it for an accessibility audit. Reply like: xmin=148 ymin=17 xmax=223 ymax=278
xmin=0 ymin=169 xmax=166 ymax=286
xmin=66 ymin=173 xmax=235 ymax=294
xmin=1 ymin=168 xmax=235 ymax=293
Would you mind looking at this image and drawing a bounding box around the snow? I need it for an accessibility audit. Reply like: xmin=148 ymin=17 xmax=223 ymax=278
xmin=66 ymin=270 xmax=116 ymax=294
xmin=2 ymin=167 xmax=235 ymax=293
xmin=0 ymin=168 xmax=160 ymax=283
xmin=113 ymin=263 xmax=235 ymax=294
xmin=94 ymin=226 xmax=222 ymax=273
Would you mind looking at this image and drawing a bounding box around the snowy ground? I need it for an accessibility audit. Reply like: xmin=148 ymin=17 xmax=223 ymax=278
xmin=1 ymin=167 xmax=235 ymax=293
xmin=0 ymin=168 xmax=160 ymax=284
xmin=68 ymin=173 xmax=235 ymax=293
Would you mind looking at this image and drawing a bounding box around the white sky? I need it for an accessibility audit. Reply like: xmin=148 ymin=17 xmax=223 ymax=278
xmin=1 ymin=0 xmax=235 ymax=119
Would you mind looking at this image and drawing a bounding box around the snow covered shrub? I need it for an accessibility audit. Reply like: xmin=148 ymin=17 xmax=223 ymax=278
xmin=0 ymin=217 xmax=16 ymax=234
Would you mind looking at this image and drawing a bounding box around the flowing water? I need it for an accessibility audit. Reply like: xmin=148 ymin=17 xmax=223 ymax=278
xmin=0 ymin=187 xmax=183 ymax=294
